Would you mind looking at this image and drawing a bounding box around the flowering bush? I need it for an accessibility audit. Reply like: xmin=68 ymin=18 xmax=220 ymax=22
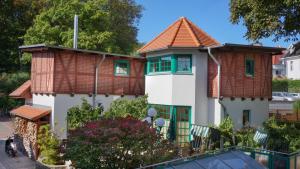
xmin=64 ymin=117 xmax=177 ymax=169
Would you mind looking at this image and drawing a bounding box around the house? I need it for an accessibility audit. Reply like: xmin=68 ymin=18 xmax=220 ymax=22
xmin=284 ymin=41 xmax=300 ymax=79
xmin=9 ymin=44 xmax=145 ymax=158
xmin=138 ymin=17 xmax=283 ymax=143
xmin=272 ymin=52 xmax=286 ymax=78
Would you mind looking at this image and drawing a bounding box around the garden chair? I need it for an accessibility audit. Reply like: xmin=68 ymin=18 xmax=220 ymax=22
xmin=253 ymin=130 xmax=268 ymax=149
xmin=190 ymin=124 xmax=210 ymax=151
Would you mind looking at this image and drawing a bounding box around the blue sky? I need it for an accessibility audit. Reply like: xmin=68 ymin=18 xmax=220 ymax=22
xmin=136 ymin=0 xmax=290 ymax=48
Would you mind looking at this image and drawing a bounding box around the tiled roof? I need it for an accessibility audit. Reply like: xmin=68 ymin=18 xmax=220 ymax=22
xmin=138 ymin=17 xmax=220 ymax=53
xmin=9 ymin=80 xmax=31 ymax=99
xmin=11 ymin=105 xmax=51 ymax=121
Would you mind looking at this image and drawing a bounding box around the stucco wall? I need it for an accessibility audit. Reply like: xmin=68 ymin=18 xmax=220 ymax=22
xmin=207 ymin=98 xmax=222 ymax=126
xmin=220 ymin=98 xmax=269 ymax=129
xmin=33 ymin=94 xmax=135 ymax=139
xmin=286 ymin=56 xmax=300 ymax=80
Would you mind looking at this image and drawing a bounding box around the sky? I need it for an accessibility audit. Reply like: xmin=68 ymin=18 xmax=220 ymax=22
xmin=136 ymin=0 xmax=290 ymax=48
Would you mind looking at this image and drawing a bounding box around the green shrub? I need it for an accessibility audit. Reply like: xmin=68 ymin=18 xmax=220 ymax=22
xmin=104 ymin=95 xmax=148 ymax=119
xmin=67 ymin=98 xmax=103 ymax=130
xmin=65 ymin=117 xmax=177 ymax=169
xmin=272 ymin=79 xmax=300 ymax=92
xmin=216 ymin=116 xmax=235 ymax=147
xmin=37 ymin=125 xmax=62 ymax=165
xmin=236 ymin=127 xmax=256 ymax=147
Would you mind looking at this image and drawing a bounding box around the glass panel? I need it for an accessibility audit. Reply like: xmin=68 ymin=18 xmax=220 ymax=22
xmin=255 ymin=153 xmax=269 ymax=168
xmin=177 ymin=56 xmax=191 ymax=72
xmin=243 ymin=110 xmax=250 ymax=126
xmin=151 ymin=105 xmax=171 ymax=139
xmin=161 ymin=56 xmax=171 ymax=72
xmin=115 ymin=62 xmax=128 ymax=75
xmin=149 ymin=58 xmax=160 ymax=73
xmin=245 ymin=58 xmax=254 ymax=76
xmin=176 ymin=106 xmax=190 ymax=146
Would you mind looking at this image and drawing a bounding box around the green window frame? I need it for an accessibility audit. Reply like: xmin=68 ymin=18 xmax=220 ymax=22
xmin=147 ymin=54 xmax=192 ymax=74
xmin=114 ymin=60 xmax=130 ymax=76
xmin=176 ymin=55 xmax=192 ymax=72
xmin=245 ymin=58 xmax=255 ymax=77
xmin=243 ymin=110 xmax=251 ymax=126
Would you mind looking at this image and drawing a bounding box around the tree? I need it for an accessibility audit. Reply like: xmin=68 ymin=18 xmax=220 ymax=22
xmin=104 ymin=95 xmax=148 ymax=119
xmin=0 ymin=0 xmax=45 ymax=72
xmin=65 ymin=117 xmax=176 ymax=169
xmin=24 ymin=0 xmax=143 ymax=61
xmin=230 ymin=0 xmax=300 ymax=42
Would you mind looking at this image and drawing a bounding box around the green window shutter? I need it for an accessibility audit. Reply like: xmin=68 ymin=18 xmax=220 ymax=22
xmin=171 ymin=55 xmax=177 ymax=73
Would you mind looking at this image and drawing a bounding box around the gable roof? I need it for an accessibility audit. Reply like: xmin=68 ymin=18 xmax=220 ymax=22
xmin=138 ymin=17 xmax=220 ymax=54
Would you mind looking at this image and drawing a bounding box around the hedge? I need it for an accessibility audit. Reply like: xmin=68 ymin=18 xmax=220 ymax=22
xmin=272 ymin=79 xmax=300 ymax=92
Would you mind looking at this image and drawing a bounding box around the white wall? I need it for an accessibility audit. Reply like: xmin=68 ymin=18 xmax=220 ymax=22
xmin=33 ymin=94 xmax=136 ymax=139
xmin=218 ymin=98 xmax=269 ymax=129
xmin=286 ymin=56 xmax=300 ymax=79
xmin=145 ymin=49 xmax=208 ymax=125
xmin=208 ymin=98 xmax=222 ymax=126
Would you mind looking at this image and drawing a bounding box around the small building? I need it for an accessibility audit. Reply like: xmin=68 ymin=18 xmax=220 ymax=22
xmin=284 ymin=41 xmax=300 ymax=80
xmin=139 ymin=17 xmax=283 ymax=143
xmin=272 ymin=52 xmax=286 ymax=78
xmin=10 ymin=44 xmax=145 ymax=144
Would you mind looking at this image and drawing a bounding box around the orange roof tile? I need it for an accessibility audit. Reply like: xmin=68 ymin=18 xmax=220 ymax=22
xmin=9 ymin=80 xmax=31 ymax=99
xmin=138 ymin=17 xmax=220 ymax=53
xmin=11 ymin=105 xmax=51 ymax=121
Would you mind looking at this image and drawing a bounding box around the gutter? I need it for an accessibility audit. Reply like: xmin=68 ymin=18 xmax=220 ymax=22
xmin=93 ymin=54 xmax=106 ymax=108
xmin=207 ymin=47 xmax=227 ymax=116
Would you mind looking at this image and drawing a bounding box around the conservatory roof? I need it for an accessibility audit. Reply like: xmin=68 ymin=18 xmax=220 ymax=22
xmin=141 ymin=150 xmax=265 ymax=169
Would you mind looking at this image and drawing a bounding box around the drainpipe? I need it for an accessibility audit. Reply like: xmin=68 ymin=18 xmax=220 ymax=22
xmin=93 ymin=54 xmax=106 ymax=108
xmin=207 ymin=47 xmax=227 ymax=116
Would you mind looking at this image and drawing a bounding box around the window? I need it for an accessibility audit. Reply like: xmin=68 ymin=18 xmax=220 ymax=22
xmin=243 ymin=110 xmax=250 ymax=126
xmin=245 ymin=58 xmax=255 ymax=77
xmin=148 ymin=56 xmax=171 ymax=73
xmin=114 ymin=60 xmax=129 ymax=75
xmin=177 ymin=55 xmax=192 ymax=72
xmin=275 ymin=70 xmax=280 ymax=75
xmin=290 ymin=61 xmax=293 ymax=71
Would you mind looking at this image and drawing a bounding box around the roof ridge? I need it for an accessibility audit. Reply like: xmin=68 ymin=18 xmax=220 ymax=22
xmin=182 ymin=18 xmax=201 ymax=46
xmin=170 ymin=18 xmax=184 ymax=47
xmin=186 ymin=19 xmax=220 ymax=45
xmin=138 ymin=19 xmax=181 ymax=52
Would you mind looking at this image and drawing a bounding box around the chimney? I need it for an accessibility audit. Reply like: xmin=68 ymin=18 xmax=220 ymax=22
xmin=73 ymin=15 xmax=78 ymax=49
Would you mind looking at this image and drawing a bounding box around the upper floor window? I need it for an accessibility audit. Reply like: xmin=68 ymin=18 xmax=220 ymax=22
xmin=147 ymin=54 xmax=192 ymax=74
xmin=290 ymin=61 xmax=293 ymax=71
xmin=245 ymin=58 xmax=255 ymax=77
xmin=148 ymin=56 xmax=172 ymax=73
xmin=177 ymin=55 xmax=192 ymax=72
xmin=114 ymin=60 xmax=130 ymax=76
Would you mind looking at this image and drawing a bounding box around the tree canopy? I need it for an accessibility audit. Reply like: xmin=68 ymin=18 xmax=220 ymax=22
xmin=230 ymin=0 xmax=300 ymax=42
xmin=0 ymin=0 xmax=45 ymax=72
xmin=24 ymin=0 xmax=143 ymax=56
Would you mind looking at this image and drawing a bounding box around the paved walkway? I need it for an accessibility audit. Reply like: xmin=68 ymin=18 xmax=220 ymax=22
xmin=0 ymin=117 xmax=36 ymax=169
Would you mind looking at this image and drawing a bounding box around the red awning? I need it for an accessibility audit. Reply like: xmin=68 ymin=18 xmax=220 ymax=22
xmin=11 ymin=105 xmax=51 ymax=121
xmin=9 ymin=80 xmax=32 ymax=99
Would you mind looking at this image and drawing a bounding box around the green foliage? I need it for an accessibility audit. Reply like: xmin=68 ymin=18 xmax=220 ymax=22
xmin=216 ymin=116 xmax=235 ymax=147
xmin=272 ymin=79 xmax=300 ymax=92
xmin=0 ymin=72 xmax=30 ymax=113
xmin=37 ymin=125 xmax=62 ymax=165
xmin=263 ymin=117 xmax=300 ymax=153
xmin=67 ymin=98 xmax=103 ymax=130
xmin=0 ymin=0 xmax=45 ymax=72
xmin=24 ymin=0 xmax=143 ymax=59
xmin=230 ymin=0 xmax=300 ymax=42
xmin=104 ymin=95 xmax=148 ymax=119
xmin=293 ymin=100 xmax=300 ymax=120
xmin=65 ymin=117 xmax=177 ymax=169
xmin=235 ymin=127 xmax=256 ymax=147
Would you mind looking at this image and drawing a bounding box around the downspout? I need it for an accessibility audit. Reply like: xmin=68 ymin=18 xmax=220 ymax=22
xmin=93 ymin=54 xmax=106 ymax=108
xmin=207 ymin=47 xmax=227 ymax=116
